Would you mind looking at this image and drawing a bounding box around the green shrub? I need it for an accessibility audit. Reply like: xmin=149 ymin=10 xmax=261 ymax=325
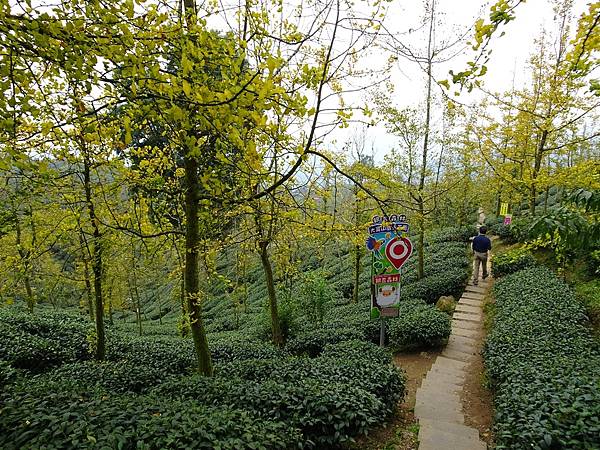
xmin=489 ymin=222 xmax=512 ymax=240
xmin=575 ymin=279 xmax=600 ymax=331
xmin=427 ymin=226 xmax=475 ymax=243
xmin=40 ymin=360 xmax=176 ymax=394
xmin=286 ymin=327 xmax=363 ymax=357
xmin=321 ymin=339 xmax=392 ymax=366
xmin=484 ymin=267 xmax=600 ymax=449
xmin=0 ymin=388 xmax=300 ymax=450
xmin=211 ymin=338 xmax=285 ymax=363
xmin=0 ymin=309 xmax=91 ymax=372
xmin=588 ymin=249 xmax=600 ymax=277
xmin=106 ymin=333 xmax=195 ymax=374
xmin=152 ymin=375 xmax=382 ymax=447
xmin=296 ymin=269 xmax=336 ymax=323
xmin=0 ymin=360 xmax=21 ymax=389
xmin=491 ymin=247 xmax=537 ymax=278
xmin=402 ymin=266 xmax=469 ymax=303
xmin=217 ymin=354 xmax=405 ymax=416
xmin=388 ymin=300 xmax=451 ymax=349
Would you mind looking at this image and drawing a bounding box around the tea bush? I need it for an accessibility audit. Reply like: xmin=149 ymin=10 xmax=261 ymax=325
xmin=151 ymin=375 xmax=382 ymax=447
xmin=402 ymin=266 xmax=469 ymax=303
xmin=388 ymin=299 xmax=451 ymax=349
xmin=427 ymin=225 xmax=475 ymax=244
xmin=491 ymin=247 xmax=537 ymax=278
xmin=484 ymin=267 xmax=600 ymax=449
xmin=0 ymin=309 xmax=91 ymax=372
xmin=217 ymin=353 xmax=405 ymax=416
xmin=0 ymin=388 xmax=300 ymax=450
xmin=106 ymin=333 xmax=195 ymax=374
xmin=286 ymin=327 xmax=363 ymax=357
xmin=321 ymin=339 xmax=392 ymax=366
xmin=40 ymin=360 xmax=176 ymax=394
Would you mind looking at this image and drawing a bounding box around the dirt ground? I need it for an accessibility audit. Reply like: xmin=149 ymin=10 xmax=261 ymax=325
xmin=349 ymin=349 xmax=441 ymax=450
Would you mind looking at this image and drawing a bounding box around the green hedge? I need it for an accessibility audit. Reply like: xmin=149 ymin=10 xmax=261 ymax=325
xmin=388 ymin=300 xmax=451 ymax=349
xmin=286 ymin=327 xmax=363 ymax=357
xmin=402 ymin=266 xmax=469 ymax=303
xmin=427 ymin=225 xmax=475 ymax=244
xmin=151 ymin=375 xmax=382 ymax=447
xmin=484 ymin=267 xmax=600 ymax=449
xmin=0 ymin=388 xmax=299 ymax=450
xmin=321 ymin=339 xmax=392 ymax=366
xmin=491 ymin=247 xmax=537 ymax=278
xmin=217 ymin=353 xmax=405 ymax=417
xmin=0 ymin=309 xmax=91 ymax=372
xmin=106 ymin=333 xmax=195 ymax=374
xmin=40 ymin=360 xmax=176 ymax=394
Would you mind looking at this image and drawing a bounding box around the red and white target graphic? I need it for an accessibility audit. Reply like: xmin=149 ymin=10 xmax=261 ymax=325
xmin=385 ymin=237 xmax=413 ymax=269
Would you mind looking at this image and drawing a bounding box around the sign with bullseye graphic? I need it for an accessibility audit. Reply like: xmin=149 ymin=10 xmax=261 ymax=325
xmin=366 ymin=214 xmax=413 ymax=318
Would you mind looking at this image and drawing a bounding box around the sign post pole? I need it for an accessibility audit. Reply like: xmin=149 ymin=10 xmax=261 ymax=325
xmin=379 ymin=317 xmax=385 ymax=347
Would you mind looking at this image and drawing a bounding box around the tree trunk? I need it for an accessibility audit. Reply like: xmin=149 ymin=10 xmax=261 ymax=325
xmin=15 ymin=215 xmax=34 ymax=312
xmin=83 ymin=151 xmax=105 ymax=361
xmin=417 ymin=0 xmax=435 ymax=280
xmin=79 ymin=232 xmax=94 ymax=321
xmin=184 ymin=152 xmax=213 ymax=376
xmin=258 ymin=240 xmax=283 ymax=346
xmin=529 ymin=130 xmax=548 ymax=216
xmin=352 ymin=244 xmax=360 ymax=303
xmin=352 ymin=183 xmax=361 ymax=303
xmin=130 ymin=239 xmax=143 ymax=336
xmin=179 ymin=268 xmax=189 ymax=337
xmin=417 ymin=209 xmax=425 ymax=280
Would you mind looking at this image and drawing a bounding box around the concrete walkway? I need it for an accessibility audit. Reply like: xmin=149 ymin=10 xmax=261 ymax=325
xmin=415 ymin=260 xmax=492 ymax=450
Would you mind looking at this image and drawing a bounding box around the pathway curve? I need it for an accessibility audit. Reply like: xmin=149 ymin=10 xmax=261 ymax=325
xmin=414 ymin=259 xmax=492 ymax=450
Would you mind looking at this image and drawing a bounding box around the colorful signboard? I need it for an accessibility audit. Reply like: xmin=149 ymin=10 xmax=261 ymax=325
xmin=366 ymin=214 xmax=412 ymax=317
xmin=503 ymin=214 xmax=512 ymax=225
xmin=500 ymin=202 xmax=509 ymax=216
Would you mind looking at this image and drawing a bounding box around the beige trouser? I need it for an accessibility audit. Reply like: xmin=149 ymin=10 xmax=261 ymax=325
xmin=473 ymin=251 xmax=488 ymax=282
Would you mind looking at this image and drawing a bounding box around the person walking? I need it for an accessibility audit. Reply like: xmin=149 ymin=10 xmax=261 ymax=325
xmin=472 ymin=226 xmax=491 ymax=285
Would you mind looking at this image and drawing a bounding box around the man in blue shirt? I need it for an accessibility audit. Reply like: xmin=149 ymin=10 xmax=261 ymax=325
xmin=472 ymin=226 xmax=492 ymax=285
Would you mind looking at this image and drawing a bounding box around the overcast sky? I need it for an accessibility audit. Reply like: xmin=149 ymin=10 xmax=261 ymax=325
xmin=334 ymin=0 xmax=589 ymax=161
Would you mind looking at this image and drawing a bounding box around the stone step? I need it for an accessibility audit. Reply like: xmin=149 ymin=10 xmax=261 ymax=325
xmin=442 ymin=348 xmax=475 ymax=362
xmin=419 ymin=418 xmax=482 ymax=443
xmin=455 ymin=304 xmax=482 ymax=314
xmin=467 ymin=278 xmax=492 ymax=289
xmin=459 ymin=298 xmax=484 ymax=307
xmin=419 ymin=428 xmax=486 ymax=450
xmin=433 ymin=356 xmax=467 ymax=370
xmin=448 ymin=334 xmax=478 ymax=347
xmin=451 ymin=327 xmax=479 ymax=339
xmin=420 ymin=377 xmax=463 ymax=391
xmin=426 ymin=368 xmax=465 ymax=384
xmin=465 ymin=286 xmax=487 ymax=295
xmin=452 ymin=319 xmax=480 ymax=330
xmin=416 ymin=396 xmax=461 ymax=413
xmin=461 ymin=293 xmax=485 ymax=302
xmin=418 ymin=379 xmax=462 ymax=393
xmin=445 ymin=342 xmax=478 ymax=356
xmin=415 ymin=400 xmax=464 ymax=424
xmin=447 ymin=343 xmax=477 ymax=356
xmin=453 ymin=312 xmax=482 ymax=323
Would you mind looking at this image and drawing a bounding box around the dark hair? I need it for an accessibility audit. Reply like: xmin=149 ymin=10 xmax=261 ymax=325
xmin=479 ymin=226 xmax=487 ymax=234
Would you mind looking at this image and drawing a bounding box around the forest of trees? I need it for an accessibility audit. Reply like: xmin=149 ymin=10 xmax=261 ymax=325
xmin=0 ymin=0 xmax=598 ymax=448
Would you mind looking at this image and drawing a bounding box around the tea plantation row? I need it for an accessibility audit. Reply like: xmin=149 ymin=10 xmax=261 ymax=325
xmin=484 ymin=266 xmax=600 ymax=449
xmin=0 ymin=313 xmax=401 ymax=449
